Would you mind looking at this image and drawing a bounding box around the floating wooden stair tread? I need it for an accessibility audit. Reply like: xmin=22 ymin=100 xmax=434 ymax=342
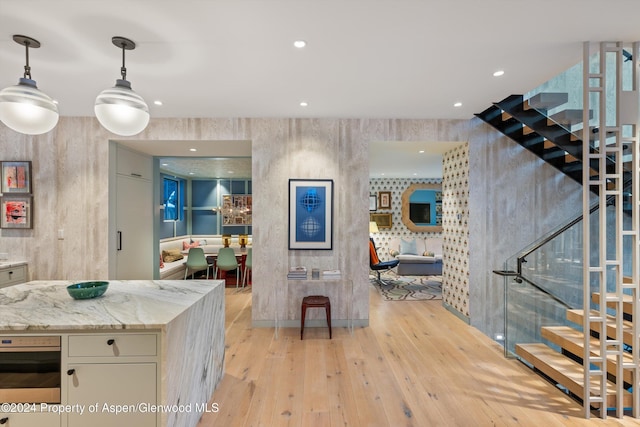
xmin=564 ymin=154 xmax=579 ymax=163
xmin=528 ymin=92 xmax=569 ymax=110
xmin=591 ymin=292 xmax=634 ymax=318
xmin=541 ymin=325 xmax=634 ymax=384
xmin=567 ymin=309 xmax=633 ymax=346
xmin=501 ymin=111 xmax=513 ymax=121
xmin=515 ymin=343 xmax=632 ymax=408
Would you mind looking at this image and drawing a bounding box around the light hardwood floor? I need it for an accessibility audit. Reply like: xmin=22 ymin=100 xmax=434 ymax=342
xmin=198 ymin=283 xmax=640 ymax=426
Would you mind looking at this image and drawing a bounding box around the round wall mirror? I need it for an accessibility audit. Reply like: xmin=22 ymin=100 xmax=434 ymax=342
xmin=401 ymin=183 xmax=442 ymax=232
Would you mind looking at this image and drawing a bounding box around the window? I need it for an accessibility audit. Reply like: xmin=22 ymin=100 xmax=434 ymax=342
xmin=163 ymin=177 xmax=180 ymax=221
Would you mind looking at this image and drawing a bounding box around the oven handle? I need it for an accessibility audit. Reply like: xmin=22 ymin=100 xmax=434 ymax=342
xmin=67 ymin=369 xmax=75 ymax=375
xmin=0 ymin=346 xmax=61 ymax=352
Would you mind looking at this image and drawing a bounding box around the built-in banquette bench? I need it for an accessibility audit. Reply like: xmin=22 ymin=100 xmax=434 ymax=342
xmin=159 ymin=235 xmax=252 ymax=279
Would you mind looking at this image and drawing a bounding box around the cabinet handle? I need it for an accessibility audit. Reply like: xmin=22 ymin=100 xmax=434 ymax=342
xmin=107 ymin=339 xmax=115 ymax=345
xmin=67 ymin=369 xmax=75 ymax=375
xmin=7 ymin=271 xmax=12 ymax=275
xmin=0 ymin=417 xmax=7 ymax=424
xmin=117 ymin=231 xmax=122 ymax=251
xmin=131 ymin=173 xmax=142 ymax=178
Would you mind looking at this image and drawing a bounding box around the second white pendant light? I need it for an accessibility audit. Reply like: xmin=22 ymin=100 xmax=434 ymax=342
xmin=94 ymin=36 xmax=149 ymax=136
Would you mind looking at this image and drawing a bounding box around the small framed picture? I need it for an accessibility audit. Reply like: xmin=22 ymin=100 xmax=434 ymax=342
xmin=1 ymin=195 xmax=33 ymax=229
xmin=369 ymin=194 xmax=377 ymax=211
xmin=378 ymin=191 xmax=391 ymax=209
xmin=370 ymin=213 xmax=392 ymax=229
xmin=1 ymin=161 xmax=32 ymax=194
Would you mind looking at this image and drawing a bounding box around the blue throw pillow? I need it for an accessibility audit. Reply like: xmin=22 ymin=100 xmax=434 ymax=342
xmin=400 ymin=238 xmax=418 ymax=255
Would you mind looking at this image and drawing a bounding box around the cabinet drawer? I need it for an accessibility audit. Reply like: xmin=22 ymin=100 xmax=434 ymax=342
xmin=68 ymin=334 xmax=157 ymax=357
xmin=0 ymin=265 xmax=26 ymax=286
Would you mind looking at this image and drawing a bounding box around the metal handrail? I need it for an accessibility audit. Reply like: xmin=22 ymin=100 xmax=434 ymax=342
xmin=514 ymin=180 xmax=630 ymax=277
xmin=515 ymin=202 xmax=599 ymax=273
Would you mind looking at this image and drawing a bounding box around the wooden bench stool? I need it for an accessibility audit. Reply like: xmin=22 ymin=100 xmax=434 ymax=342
xmin=301 ymin=295 xmax=331 ymax=340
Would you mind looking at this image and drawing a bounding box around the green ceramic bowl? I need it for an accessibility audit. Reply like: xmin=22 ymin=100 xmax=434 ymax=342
xmin=67 ymin=281 xmax=109 ymax=300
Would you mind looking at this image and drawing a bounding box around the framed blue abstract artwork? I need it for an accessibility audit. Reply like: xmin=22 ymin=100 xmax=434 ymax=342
xmin=288 ymin=179 xmax=333 ymax=250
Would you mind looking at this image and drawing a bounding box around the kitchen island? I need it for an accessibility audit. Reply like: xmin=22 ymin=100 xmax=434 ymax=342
xmin=0 ymin=279 xmax=225 ymax=427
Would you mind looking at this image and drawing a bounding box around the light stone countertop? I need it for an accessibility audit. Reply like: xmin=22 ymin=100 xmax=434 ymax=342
xmin=0 ymin=260 xmax=27 ymax=268
xmin=0 ymin=279 xmax=223 ymax=331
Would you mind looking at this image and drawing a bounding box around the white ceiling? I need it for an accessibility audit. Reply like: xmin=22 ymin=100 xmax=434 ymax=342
xmin=369 ymin=140 xmax=464 ymax=179
xmin=3 ymin=0 xmax=640 ymax=178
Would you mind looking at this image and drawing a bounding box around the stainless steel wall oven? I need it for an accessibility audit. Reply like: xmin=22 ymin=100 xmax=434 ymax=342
xmin=0 ymin=336 xmax=61 ymax=403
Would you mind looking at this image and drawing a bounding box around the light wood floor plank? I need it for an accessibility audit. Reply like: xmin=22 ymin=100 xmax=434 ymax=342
xmin=302 ymin=339 xmax=330 ymax=414
xmin=270 ymin=334 xmax=305 ymax=427
xmin=197 ymin=284 xmax=640 ymax=426
xmin=325 ymin=340 xmax=360 ymax=427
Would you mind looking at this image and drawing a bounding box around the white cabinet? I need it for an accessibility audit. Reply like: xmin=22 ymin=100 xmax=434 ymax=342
xmin=115 ymin=146 xmax=152 ymax=181
xmin=0 ymin=412 xmax=60 ymax=427
xmin=112 ymin=143 xmax=153 ymax=280
xmin=115 ymin=175 xmax=153 ymax=279
xmin=0 ymin=264 xmax=27 ymax=289
xmin=65 ymin=333 xmax=159 ymax=427
xmin=66 ymin=363 xmax=156 ymax=427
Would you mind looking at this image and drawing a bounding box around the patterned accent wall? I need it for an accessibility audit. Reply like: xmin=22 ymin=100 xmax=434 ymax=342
xmin=369 ymin=178 xmax=442 ymax=260
xmin=442 ymin=143 xmax=470 ymax=319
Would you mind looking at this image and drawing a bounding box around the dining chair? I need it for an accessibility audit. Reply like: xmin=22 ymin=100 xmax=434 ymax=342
xmin=215 ymin=247 xmax=240 ymax=287
xmin=184 ymin=247 xmax=211 ymax=279
xmin=242 ymin=247 xmax=252 ymax=287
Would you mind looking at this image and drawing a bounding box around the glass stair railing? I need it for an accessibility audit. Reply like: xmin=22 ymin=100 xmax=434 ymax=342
xmin=496 ymin=198 xmax=632 ymax=355
xmin=496 ymin=204 xmax=586 ymax=357
xmin=496 ymin=203 xmax=633 ymax=409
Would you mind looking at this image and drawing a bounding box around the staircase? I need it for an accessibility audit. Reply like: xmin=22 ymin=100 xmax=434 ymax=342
xmin=490 ymin=43 xmax=640 ymax=418
xmin=475 ymin=93 xmax=632 ymax=197
xmin=515 ymin=290 xmax=635 ymax=411
xmin=480 ymin=91 xmax=636 ymax=414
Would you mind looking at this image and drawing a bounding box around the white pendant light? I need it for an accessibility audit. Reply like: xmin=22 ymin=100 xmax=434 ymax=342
xmin=0 ymin=35 xmax=59 ymax=135
xmin=94 ymin=36 xmax=149 ymax=136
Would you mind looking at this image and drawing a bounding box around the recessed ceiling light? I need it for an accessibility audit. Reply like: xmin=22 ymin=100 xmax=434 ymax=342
xmin=154 ymin=100 xmax=163 ymax=106
xmin=300 ymin=101 xmax=308 ymax=107
xmin=161 ymin=163 xmax=168 ymax=166
xmin=493 ymin=70 xmax=505 ymax=77
xmin=294 ymin=40 xmax=306 ymax=48
xmin=419 ymin=150 xmax=425 ymax=154
xmin=453 ymin=102 xmax=462 ymax=107
xmin=189 ymin=172 xmax=195 ymax=175
xmin=413 ymin=173 xmax=418 ymax=176
xmin=227 ymin=170 xmax=234 ymax=174
xmin=189 ymin=148 xmax=197 ymax=152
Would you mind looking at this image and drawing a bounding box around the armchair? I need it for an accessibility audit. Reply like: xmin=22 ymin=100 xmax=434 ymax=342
xmin=369 ymin=238 xmax=399 ymax=285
